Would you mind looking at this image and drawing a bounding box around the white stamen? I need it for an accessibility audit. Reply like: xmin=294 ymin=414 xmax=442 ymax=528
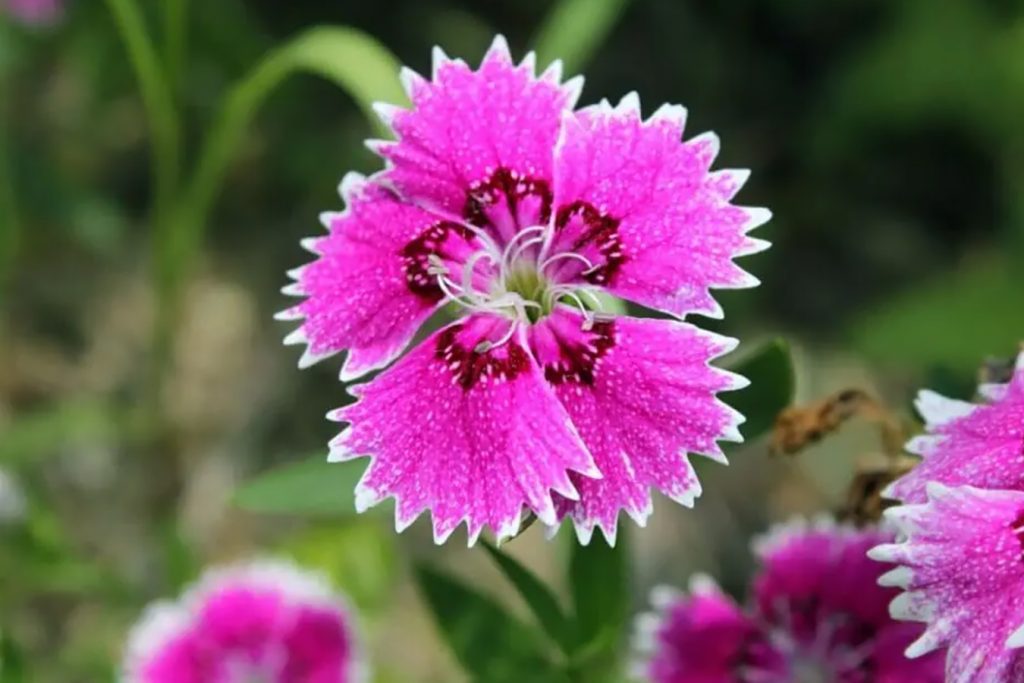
xmin=540 ymin=251 xmax=595 ymax=275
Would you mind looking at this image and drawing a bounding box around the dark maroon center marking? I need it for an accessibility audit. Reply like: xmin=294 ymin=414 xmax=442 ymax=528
xmin=1011 ymin=509 xmax=1024 ymax=558
xmin=554 ymin=201 xmax=625 ymax=285
xmin=463 ymin=167 xmax=553 ymax=229
xmin=436 ymin=324 xmax=531 ymax=391
xmin=400 ymin=220 xmax=472 ymax=300
xmin=543 ymin=320 xmax=616 ymax=386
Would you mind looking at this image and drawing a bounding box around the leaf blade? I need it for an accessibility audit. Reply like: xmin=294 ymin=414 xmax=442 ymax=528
xmin=233 ymin=456 xmax=367 ymax=516
xmin=568 ymin=530 xmax=629 ymax=663
xmin=414 ymin=563 xmax=566 ymax=683
xmin=723 ymin=338 xmax=796 ymax=441
xmin=481 ymin=540 xmax=576 ymax=655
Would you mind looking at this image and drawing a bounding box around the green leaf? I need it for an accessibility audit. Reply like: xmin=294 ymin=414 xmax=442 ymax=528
xmin=234 ymin=456 xmax=368 ymax=516
xmin=852 ymin=255 xmax=1024 ymax=372
xmin=0 ymin=629 xmax=26 ymax=683
xmin=568 ymin=530 xmax=629 ymax=663
xmin=533 ymin=0 xmax=632 ymax=74
xmin=481 ymin=540 xmax=576 ymax=655
xmin=723 ymin=339 xmax=796 ymax=441
xmin=414 ymin=564 xmax=566 ymax=683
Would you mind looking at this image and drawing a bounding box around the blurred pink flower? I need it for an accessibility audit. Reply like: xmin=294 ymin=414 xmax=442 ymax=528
xmin=2 ymin=0 xmax=63 ymax=26
xmin=278 ymin=35 xmax=770 ymax=545
xmin=634 ymin=519 xmax=944 ymax=682
xmin=123 ymin=558 xmax=366 ymax=683
xmin=870 ymin=351 xmax=1024 ymax=681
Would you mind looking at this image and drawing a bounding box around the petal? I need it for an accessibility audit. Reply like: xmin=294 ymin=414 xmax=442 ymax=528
xmin=875 ymin=484 xmax=1024 ymax=682
xmin=278 ymin=175 xmax=479 ymax=380
xmin=373 ymin=36 xmax=582 ymax=245
xmin=887 ymin=374 xmax=1024 ymax=504
xmin=631 ymin=576 xmax=785 ymax=683
xmin=547 ymin=94 xmax=769 ymax=318
xmin=330 ymin=313 xmax=597 ymax=545
xmin=531 ymin=308 xmax=745 ymax=544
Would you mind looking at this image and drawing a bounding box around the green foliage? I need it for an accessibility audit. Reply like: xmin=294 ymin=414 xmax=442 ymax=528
xmin=1 ymin=630 xmax=27 ymax=683
xmin=284 ymin=521 xmax=399 ymax=612
xmin=567 ymin=532 xmax=629 ymax=679
xmin=157 ymin=25 xmax=404 ymax=356
xmin=415 ymin=563 xmax=568 ymax=683
xmin=534 ymin=0 xmax=631 ymax=75
xmin=724 ymin=339 xmax=796 ymax=441
xmin=482 ymin=540 xmax=577 ymax=654
xmin=0 ymin=401 xmax=146 ymax=469
xmin=234 ymin=456 xmax=368 ymax=516
xmin=853 ymin=255 xmax=1024 ymax=372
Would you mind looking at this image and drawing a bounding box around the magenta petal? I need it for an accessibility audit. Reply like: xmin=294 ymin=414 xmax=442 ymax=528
xmin=548 ymin=95 xmax=769 ymax=318
xmin=373 ymin=36 xmax=581 ymax=237
xmin=887 ymin=353 xmax=1024 ymax=504
xmin=278 ymin=175 xmax=455 ymax=380
xmin=331 ymin=313 xmax=597 ymax=544
xmin=871 ymin=484 xmax=1024 ymax=682
xmin=634 ymin=578 xmax=785 ymax=683
xmin=531 ymin=308 xmax=745 ymax=544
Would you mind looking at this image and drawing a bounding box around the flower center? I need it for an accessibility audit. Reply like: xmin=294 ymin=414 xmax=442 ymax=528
xmin=428 ymin=224 xmax=603 ymax=349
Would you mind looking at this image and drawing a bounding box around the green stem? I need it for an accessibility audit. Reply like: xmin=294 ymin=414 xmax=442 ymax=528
xmin=162 ymin=0 xmax=189 ymax=96
xmin=103 ymin=0 xmax=181 ymax=221
xmin=104 ymin=0 xmax=183 ymax=410
xmin=0 ymin=73 xmax=18 ymax=307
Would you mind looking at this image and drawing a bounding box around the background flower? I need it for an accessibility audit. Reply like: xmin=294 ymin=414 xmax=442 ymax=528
xmin=123 ymin=559 xmax=366 ymax=683
xmin=2 ymin=0 xmax=63 ymax=26
xmin=634 ymin=518 xmax=944 ymax=683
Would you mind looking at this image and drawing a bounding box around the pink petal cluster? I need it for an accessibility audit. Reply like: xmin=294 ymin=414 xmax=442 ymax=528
xmin=2 ymin=0 xmax=63 ymax=25
xmin=633 ymin=518 xmax=944 ymax=683
xmin=279 ymin=35 xmax=769 ymax=545
xmin=870 ymin=351 xmax=1024 ymax=681
xmin=123 ymin=559 xmax=366 ymax=683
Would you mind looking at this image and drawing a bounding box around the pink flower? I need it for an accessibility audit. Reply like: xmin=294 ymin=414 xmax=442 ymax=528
xmin=2 ymin=0 xmax=63 ymax=26
xmin=885 ymin=352 xmax=1024 ymax=504
xmin=870 ymin=485 xmax=1024 ymax=682
xmin=279 ymin=36 xmax=769 ymax=545
xmin=633 ymin=519 xmax=944 ymax=682
xmin=123 ymin=559 xmax=366 ymax=683
xmin=868 ymin=351 xmax=1024 ymax=681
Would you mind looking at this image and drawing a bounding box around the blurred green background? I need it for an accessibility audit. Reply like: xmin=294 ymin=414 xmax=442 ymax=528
xmin=1 ymin=0 xmax=1022 ymax=681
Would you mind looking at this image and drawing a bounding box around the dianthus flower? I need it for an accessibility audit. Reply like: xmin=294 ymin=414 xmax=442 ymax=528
xmin=870 ymin=351 xmax=1024 ymax=682
xmin=123 ymin=559 xmax=366 ymax=683
xmin=633 ymin=519 xmax=944 ymax=682
xmin=2 ymin=0 xmax=63 ymax=25
xmin=279 ymin=36 xmax=769 ymax=544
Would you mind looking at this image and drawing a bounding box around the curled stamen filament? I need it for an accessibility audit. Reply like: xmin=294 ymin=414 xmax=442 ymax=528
xmin=500 ymin=226 xmax=547 ymax=266
xmin=505 ymin=237 xmax=548 ymax=282
xmin=461 ymin=251 xmax=496 ymax=305
xmin=539 ymin=251 xmax=595 ymax=276
xmin=475 ymin=320 xmax=519 ymax=354
xmin=457 ymin=222 xmax=505 ymax=264
xmin=547 ymin=286 xmax=595 ymax=329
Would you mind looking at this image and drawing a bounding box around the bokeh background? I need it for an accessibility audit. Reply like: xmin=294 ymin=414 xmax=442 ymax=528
xmin=1 ymin=0 xmax=1023 ymax=680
